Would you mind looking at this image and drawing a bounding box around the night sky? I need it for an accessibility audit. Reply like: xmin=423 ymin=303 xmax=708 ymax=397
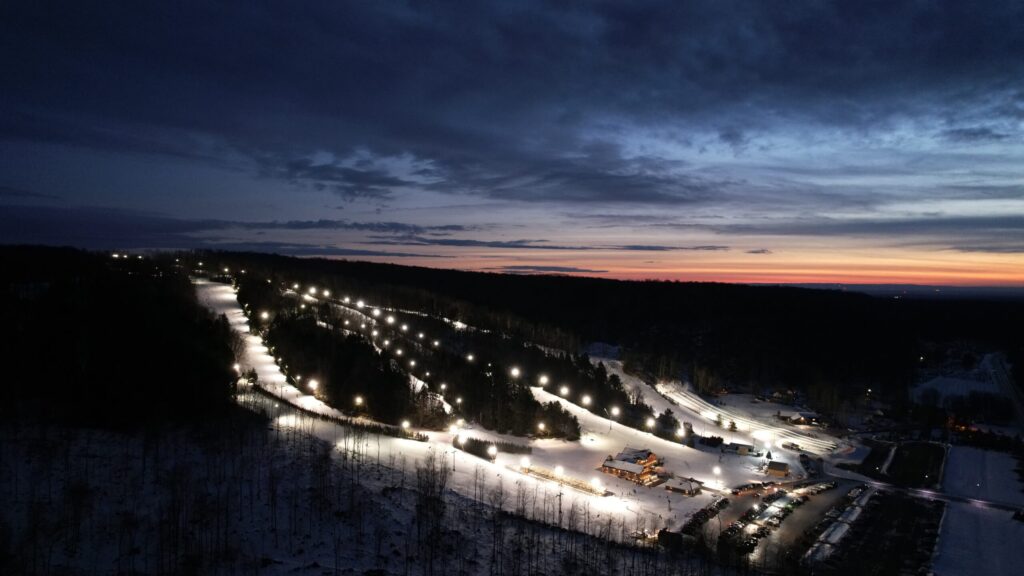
xmin=2 ymin=2 xmax=1023 ymax=285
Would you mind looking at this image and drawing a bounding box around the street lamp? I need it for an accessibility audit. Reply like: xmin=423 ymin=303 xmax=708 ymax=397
xmin=372 ymin=308 xmax=381 ymax=317
xmin=554 ymin=465 xmax=564 ymax=476
xmin=520 ymin=456 xmax=531 ymax=469
xmin=354 ymin=395 xmax=364 ymax=407
xmin=233 ymin=363 xmax=241 ymax=373
xmin=646 ymin=417 xmax=656 ymax=430
xmin=581 ymin=395 xmax=591 ymax=406
xmin=401 ymin=420 xmax=410 ymax=430
xmin=308 ymin=379 xmax=318 ymax=390
xmin=510 ymin=367 xmax=521 ymax=378
xmin=559 ymin=385 xmax=570 ymax=396
xmin=539 ymin=375 xmax=549 ymax=386
xmin=260 ymin=311 xmax=269 ymax=320
xmin=487 ymin=445 xmax=498 ymax=459
xmin=466 ymin=354 xmax=474 ymax=362
xmin=322 ymin=290 xmax=330 ymax=297
xmin=537 ymin=422 xmax=546 ymax=432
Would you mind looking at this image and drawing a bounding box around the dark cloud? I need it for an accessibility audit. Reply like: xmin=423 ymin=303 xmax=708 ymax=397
xmin=0 ymin=185 xmax=61 ymax=200
xmin=4 ymin=1 xmax=1022 ymax=206
xmin=940 ymin=127 xmax=1010 ymax=142
xmin=746 ymin=248 xmax=773 ymax=254
xmin=482 ymin=265 xmax=609 ymax=274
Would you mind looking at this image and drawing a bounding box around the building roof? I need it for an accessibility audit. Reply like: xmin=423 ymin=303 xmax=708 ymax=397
xmin=767 ymin=460 xmax=789 ymax=471
xmin=615 ymin=447 xmax=653 ymax=462
xmin=727 ymin=442 xmax=754 ymax=450
xmin=666 ymin=477 xmax=702 ymax=491
xmin=602 ymin=459 xmax=645 ymax=475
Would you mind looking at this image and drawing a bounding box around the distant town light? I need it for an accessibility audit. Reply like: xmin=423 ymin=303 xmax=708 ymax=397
xmin=409 ymin=360 xmax=416 ymax=367
xmin=456 ymin=397 xmax=463 ymax=405
xmin=395 ymin=349 xmax=403 ymax=356
xmin=344 ymin=296 xmax=351 ymax=303
xmin=371 ymin=330 xmax=379 ymax=336
xmin=293 ymin=283 xmax=299 ymax=289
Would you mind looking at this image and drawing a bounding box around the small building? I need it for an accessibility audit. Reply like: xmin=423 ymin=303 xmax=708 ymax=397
xmin=665 ymin=477 xmax=703 ymax=496
xmin=723 ymin=442 xmax=756 ymax=456
xmin=600 ymin=458 xmax=651 ymax=483
xmin=789 ymin=412 xmax=821 ymax=426
xmin=766 ymin=461 xmax=790 ymax=478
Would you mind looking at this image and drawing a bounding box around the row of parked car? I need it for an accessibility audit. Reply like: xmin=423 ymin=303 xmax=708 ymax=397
xmin=730 ymin=480 xmax=778 ymax=495
xmin=680 ymin=497 xmax=730 ymax=536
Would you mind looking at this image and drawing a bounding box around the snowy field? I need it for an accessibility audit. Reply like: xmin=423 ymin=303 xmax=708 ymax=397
xmin=932 ymin=503 xmax=1024 ymax=576
xmin=196 ymin=279 xmax=812 ymax=536
xmin=942 ymin=446 xmax=1024 ymax=506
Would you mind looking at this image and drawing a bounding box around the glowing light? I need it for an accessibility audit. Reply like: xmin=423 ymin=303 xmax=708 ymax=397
xmin=554 ymin=465 xmax=564 ymax=476
xmin=300 ymin=304 xmax=306 ymax=309
xmin=537 ymin=422 xmax=546 ymax=431
xmin=344 ymin=320 xmax=350 ymax=326
xmin=539 ymin=375 xmax=549 ymax=386
xmin=198 ymin=261 xmax=203 ymax=266
xmin=646 ymin=417 xmax=655 ymax=429
xmin=371 ymin=330 xmax=379 ymax=336
xmin=676 ymin=427 xmax=686 ymax=437
xmin=458 ymin=433 xmax=467 ymax=446
xmin=401 ymin=420 xmax=410 ymax=429
xmin=395 ymin=349 xmax=403 ymax=356
xmin=260 ymin=311 xmax=269 ymax=320
xmin=386 ymin=315 xmax=395 ymax=324
xmin=440 ymin=383 xmax=447 ymax=390
xmin=223 ymin=267 xmax=230 ymax=273
xmin=356 ymin=300 xmax=365 ymax=308
xmin=232 ymin=363 xmax=241 ymax=372
xmin=590 ymin=478 xmax=603 ymax=491
xmin=449 ymin=425 xmax=458 ymax=434
xmin=559 ymin=385 xmax=569 ymax=396
xmin=308 ymin=379 xmax=319 ymax=390
xmin=581 ymin=395 xmax=591 ymax=406
xmin=433 ymin=340 xmax=440 ymax=347
xmin=360 ymin=323 xmax=366 ymax=329
xmin=322 ymin=290 xmax=330 ymax=297
xmin=400 ymin=324 xmax=408 ymax=331
xmin=418 ymin=332 xmax=424 ymax=339
xmin=456 ymin=397 xmax=463 ymax=405
xmin=409 ymin=360 xmax=416 ymax=367
xmin=487 ymin=445 xmax=498 ymax=458
xmin=354 ymin=395 xmax=364 ymax=406
xmin=520 ymin=456 xmax=531 ymax=468
xmin=344 ymin=296 xmax=351 ymax=303
xmin=308 ymin=287 xmax=317 ymax=295
xmin=372 ymin=308 xmax=381 ymax=317
xmin=293 ymin=283 xmax=299 ymax=290
xmin=510 ymin=367 xmax=521 ymax=378
xmin=713 ymin=466 xmax=721 ymax=476
xmin=466 ymin=354 xmax=474 ymax=361
xmin=456 ymin=418 xmax=465 ymax=426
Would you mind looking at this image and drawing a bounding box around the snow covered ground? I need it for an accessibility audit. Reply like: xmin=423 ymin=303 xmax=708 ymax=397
xmin=932 ymin=503 xmax=1024 ymax=576
xmin=942 ymin=446 xmax=1024 ymax=506
xmin=197 ymin=278 xmax=812 ymax=538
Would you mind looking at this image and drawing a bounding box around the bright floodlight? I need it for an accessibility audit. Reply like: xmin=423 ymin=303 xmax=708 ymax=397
xmin=223 ymin=267 xmax=230 ymax=273
xmin=537 ymin=422 xmax=546 ymax=431
xmin=354 ymin=395 xmax=364 ymax=406
xmin=487 ymin=445 xmax=498 ymax=457
xmin=456 ymin=397 xmax=463 ymax=404
xmin=713 ymin=465 xmax=721 ymax=476
xmin=610 ymin=406 xmax=620 ymax=417
xmin=383 ymin=339 xmax=389 ymax=346
xmin=372 ymin=308 xmax=381 ymax=317
xmin=233 ymin=363 xmax=241 ymax=372
xmin=260 ymin=311 xmax=269 ymax=320
xmin=360 ymin=323 xmax=366 ymax=329
xmin=458 ymin=434 xmax=467 ymax=445
xmin=539 ymin=375 xmax=549 ymax=386
xmin=440 ymin=383 xmax=447 ymax=390
xmin=433 ymin=340 xmax=440 ymax=347
xmin=581 ymin=395 xmax=592 ymax=406
xmin=418 ymin=332 xmax=424 ymax=339
xmin=322 ymin=290 xmax=330 ymax=297
xmin=344 ymin=296 xmax=351 ymax=303
xmin=395 ymin=349 xmax=403 ymax=356
xmin=292 ymin=283 xmax=299 ymax=289
xmin=371 ymin=330 xmax=378 ymax=336
xmin=308 ymin=287 xmax=316 ymax=295
xmin=356 ymin=300 xmax=365 ymax=308
xmin=409 ymin=360 xmax=416 ymax=367
xmin=646 ymin=417 xmax=655 ymax=429
xmin=466 ymin=354 xmax=474 ymax=361
xmin=554 ymin=465 xmax=564 ymax=476
xmin=386 ymin=315 xmax=395 ymax=324
xmin=676 ymin=427 xmax=686 ymax=437
xmin=401 ymin=420 xmax=410 ymax=429
xmin=400 ymin=324 xmax=408 ymax=331
xmin=559 ymin=385 xmax=569 ymax=396
xmin=308 ymin=379 xmax=318 ymax=390
xmin=456 ymin=418 xmax=465 ymax=426
xmin=510 ymin=367 xmax=521 ymax=378
xmin=520 ymin=456 xmax=531 ymax=468
xmin=591 ymin=478 xmax=603 ymax=490
xmin=449 ymin=425 xmax=458 ymax=434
